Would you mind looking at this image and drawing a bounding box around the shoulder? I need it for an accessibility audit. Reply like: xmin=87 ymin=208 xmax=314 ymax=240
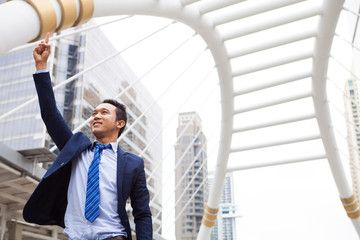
xmin=124 ymin=152 xmax=143 ymax=163
xmin=121 ymin=150 xmax=144 ymax=169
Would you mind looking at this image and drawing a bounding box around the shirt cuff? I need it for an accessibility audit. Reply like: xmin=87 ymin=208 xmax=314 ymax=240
xmin=35 ymin=69 xmax=49 ymax=74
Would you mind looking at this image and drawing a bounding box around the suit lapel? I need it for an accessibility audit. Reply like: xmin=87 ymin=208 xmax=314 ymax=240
xmin=117 ymin=146 xmax=126 ymax=203
xmin=44 ymin=132 xmax=91 ymax=179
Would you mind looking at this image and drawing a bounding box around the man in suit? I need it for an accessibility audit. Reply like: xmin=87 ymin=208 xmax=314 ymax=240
xmin=23 ymin=33 xmax=153 ymax=240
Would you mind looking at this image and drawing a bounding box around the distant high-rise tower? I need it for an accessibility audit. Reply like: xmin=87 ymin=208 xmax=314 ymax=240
xmin=208 ymin=172 xmax=241 ymax=240
xmin=175 ymin=112 xmax=208 ymax=239
xmin=344 ymin=78 xmax=360 ymax=204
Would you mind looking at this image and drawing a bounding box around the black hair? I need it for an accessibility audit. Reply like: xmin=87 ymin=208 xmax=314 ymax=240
xmin=102 ymin=99 xmax=127 ymax=137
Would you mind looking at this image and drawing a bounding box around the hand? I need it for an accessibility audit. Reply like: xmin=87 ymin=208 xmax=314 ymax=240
xmin=33 ymin=32 xmax=51 ymax=71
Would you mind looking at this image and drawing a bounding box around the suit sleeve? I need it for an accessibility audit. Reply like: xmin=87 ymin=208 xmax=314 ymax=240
xmin=130 ymin=159 xmax=153 ymax=239
xmin=33 ymin=72 xmax=73 ymax=150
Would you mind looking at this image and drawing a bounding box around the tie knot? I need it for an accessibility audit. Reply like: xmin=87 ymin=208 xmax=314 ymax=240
xmin=95 ymin=143 xmax=112 ymax=151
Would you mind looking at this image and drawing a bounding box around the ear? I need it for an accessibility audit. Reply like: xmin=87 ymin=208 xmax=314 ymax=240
xmin=116 ymin=120 xmax=125 ymax=130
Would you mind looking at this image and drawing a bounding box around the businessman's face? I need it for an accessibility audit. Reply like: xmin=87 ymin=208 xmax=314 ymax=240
xmin=90 ymin=103 xmax=123 ymax=139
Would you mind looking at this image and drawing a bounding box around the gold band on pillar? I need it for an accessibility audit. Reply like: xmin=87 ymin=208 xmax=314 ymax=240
xmin=341 ymin=195 xmax=360 ymax=219
xmin=73 ymin=0 xmax=94 ymax=27
xmin=205 ymin=205 xmax=219 ymax=214
xmin=201 ymin=205 xmax=219 ymax=228
xmin=25 ymin=0 xmax=57 ymax=41
xmin=344 ymin=203 xmax=359 ymax=212
xmin=348 ymin=210 xmax=360 ymax=219
xmin=204 ymin=212 xmax=217 ymax=221
xmin=57 ymin=0 xmax=77 ymax=31
xmin=341 ymin=195 xmax=356 ymax=205
xmin=201 ymin=217 xmax=216 ymax=228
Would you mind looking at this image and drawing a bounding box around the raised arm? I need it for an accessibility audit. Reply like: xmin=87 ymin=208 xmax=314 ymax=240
xmin=33 ymin=33 xmax=73 ymax=150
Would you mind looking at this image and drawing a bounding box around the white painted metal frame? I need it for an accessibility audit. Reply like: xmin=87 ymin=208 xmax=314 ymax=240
xmin=0 ymin=0 xmax=358 ymax=239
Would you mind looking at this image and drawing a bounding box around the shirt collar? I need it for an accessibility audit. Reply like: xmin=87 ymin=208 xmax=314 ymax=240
xmin=91 ymin=141 xmax=118 ymax=153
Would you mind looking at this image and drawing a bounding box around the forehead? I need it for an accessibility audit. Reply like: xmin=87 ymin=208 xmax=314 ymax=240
xmin=94 ymin=103 xmax=116 ymax=112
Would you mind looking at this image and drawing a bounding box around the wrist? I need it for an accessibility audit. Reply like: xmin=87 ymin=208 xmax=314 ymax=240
xmin=35 ymin=63 xmax=47 ymax=71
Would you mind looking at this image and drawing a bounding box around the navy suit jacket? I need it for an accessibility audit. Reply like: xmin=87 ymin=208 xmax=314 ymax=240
xmin=23 ymin=72 xmax=152 ymax=239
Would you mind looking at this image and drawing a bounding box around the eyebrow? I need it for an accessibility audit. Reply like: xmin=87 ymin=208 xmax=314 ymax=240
xmin=92 ymin=108 xmax=110 ymax=112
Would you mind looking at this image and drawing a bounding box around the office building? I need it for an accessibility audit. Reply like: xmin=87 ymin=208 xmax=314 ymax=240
xmin=175 ymin=112 xmax=208 ymax=239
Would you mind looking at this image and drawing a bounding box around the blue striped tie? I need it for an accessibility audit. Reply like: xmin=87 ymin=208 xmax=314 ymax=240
xmin=85 ymin=143 xmax=112 ymax=222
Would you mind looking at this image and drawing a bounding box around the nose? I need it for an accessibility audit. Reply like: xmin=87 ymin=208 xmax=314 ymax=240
xmin=93 ymin=112 xmax=101 ymax=119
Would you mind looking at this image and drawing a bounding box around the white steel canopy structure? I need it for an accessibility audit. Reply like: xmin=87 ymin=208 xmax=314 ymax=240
xmin=1 ymin=0 xmax=360 ymax=239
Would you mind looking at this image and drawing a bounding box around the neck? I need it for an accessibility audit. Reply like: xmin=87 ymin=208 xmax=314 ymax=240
xmin=95 ymin=136 xmax=117 ymax=145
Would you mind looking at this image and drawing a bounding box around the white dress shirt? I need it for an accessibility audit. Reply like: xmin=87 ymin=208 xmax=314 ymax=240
xmin=64 ymin=142 xmax=127 ymax=240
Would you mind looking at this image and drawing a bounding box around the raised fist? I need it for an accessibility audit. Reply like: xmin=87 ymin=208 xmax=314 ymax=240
xmin=33 ymin=32 xmax=51 ymax=71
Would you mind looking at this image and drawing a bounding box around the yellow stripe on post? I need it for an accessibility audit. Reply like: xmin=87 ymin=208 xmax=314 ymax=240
xmin=341 ymin=195 xmax=356 ymax=205
xmin=73 ymin=0 xmax=94 ymax=27
xmin=201 ymin=218 xmax=216 ymax=228
xmin=205 ymin=205 xmax=219 ymax=214
xmin=26 ymin=0 xmax=57 ymax=41
xmin=347 ymin=209 xmax=360 ymax=219
xmin=204 ymin=212 xmax=217 ymax=221
xmin=201 ymin=205 xmax=219 ymax=228
xmin=57 ymin=0 xmax=77 ymax=31
xmin=341 ymin=195 xmax=360 ymax=219
xmin=344 ymin=202 xmax=359 ymax=212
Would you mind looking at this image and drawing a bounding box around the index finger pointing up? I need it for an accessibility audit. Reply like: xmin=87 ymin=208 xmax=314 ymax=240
xmin=45 ymin=32 xmax=50 ymax=44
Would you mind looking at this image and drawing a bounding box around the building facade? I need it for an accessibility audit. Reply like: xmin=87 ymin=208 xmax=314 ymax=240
xmin=175 ymin=112 xmax=208 ymax=239
xmin=344 ymin=78 xmax=360 ymax=204
xmin=208 ymin=172 xmax=241 ymax=240
xmin=0 ymin=22 xmax=163 ymax=237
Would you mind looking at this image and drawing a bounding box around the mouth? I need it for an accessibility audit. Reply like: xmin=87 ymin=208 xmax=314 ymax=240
xmin=93 ymin=122 xmax=102 ymax=127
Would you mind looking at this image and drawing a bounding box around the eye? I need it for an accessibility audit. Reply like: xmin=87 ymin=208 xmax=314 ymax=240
xmin=92 ymin=112 xmax=97 ymax=116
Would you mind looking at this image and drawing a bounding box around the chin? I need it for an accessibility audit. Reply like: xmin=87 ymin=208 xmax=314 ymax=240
xmin=91 ymin=130 xmax=103 ymax=139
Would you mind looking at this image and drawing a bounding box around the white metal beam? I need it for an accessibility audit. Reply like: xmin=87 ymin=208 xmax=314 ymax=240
xmin=229 ymin=28 xmax=317 ymax=59
xmin=233 ymin=69 xmax=312 ymax=96
xmin=222 ymin=3 xmax=322 ymax=41
xmin=232 ymin=49 xmax=313 ymax=77
xmin=233 ymin=112 xmax=316 ymax=133
xmin=234 ymin=91 xmax=312 ymax=114
xmin=212 ymin=0 xmax=306 ymax=26
xmin=230 ymin=133 xmax=321 ymax=153
xmin=181 ymin=0 xmax=200 ymax=6
xmin=198 ymin=0 xmax=245 ymax=14
xmin=227 ymin=153 xmax=326 ymax=172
